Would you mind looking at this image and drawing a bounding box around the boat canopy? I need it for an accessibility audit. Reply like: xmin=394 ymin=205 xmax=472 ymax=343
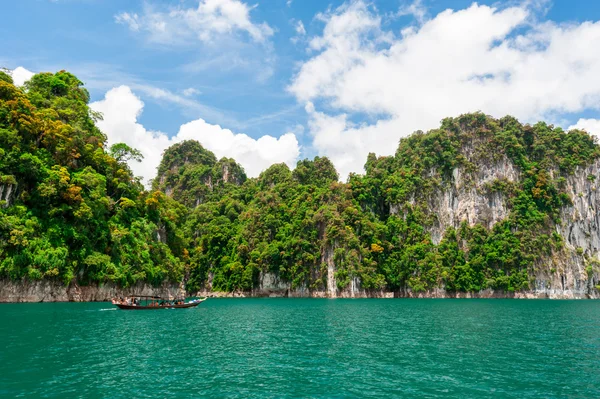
xmin=126 ymin=295 xmax=185 ymax=300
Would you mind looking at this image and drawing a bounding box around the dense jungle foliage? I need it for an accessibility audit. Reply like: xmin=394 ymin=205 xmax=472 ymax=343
xmin=0 ymin=70 xmax=186 ymax=286
xmin=1 ymin=70 xmax=598 ymax=293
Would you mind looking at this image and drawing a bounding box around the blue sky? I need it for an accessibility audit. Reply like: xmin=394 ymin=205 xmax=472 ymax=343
xmin=2 ymin=0 xmax=600 ymax=184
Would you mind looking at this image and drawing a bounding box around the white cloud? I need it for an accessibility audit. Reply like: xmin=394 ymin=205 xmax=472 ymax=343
xmin=115 ymin=0 xmax=273 ymax=44
xmin=90 ymin=86 xmax=300 ymax=186
xmin=176 ymin=120 xmax=300 ymax=178
xmin=128 ymin=82 xmax=239 ymax=128
xmin=90 ymin=86 xmax=171 ymax=186
xmin=568 ymin=118 xmax=600 ymax=139
xmin=114 ymin=12 xmax=141 ymax=31
xmin=132 ymin=84 xmax=199 ymax=109
xmin=182 ymin=87 xmax=200 ymax=97
xmin=290 ymin=1 xmax=391 ymax=103
xmin=397 ymin=0 xmax=427 ymax=24
xmin=290 ymin=1 xmax=600 ymax=179
xmin=295 ymin=20 xmax=306 ymax=36
xmin=10 ymin=67 xmax=35 ymax=86
xmin=290 ymin=19 xmax=306 ymax=44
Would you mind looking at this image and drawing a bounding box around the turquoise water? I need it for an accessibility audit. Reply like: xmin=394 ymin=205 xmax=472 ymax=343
xmin=1 ymin=299 xmax=599 ymax=398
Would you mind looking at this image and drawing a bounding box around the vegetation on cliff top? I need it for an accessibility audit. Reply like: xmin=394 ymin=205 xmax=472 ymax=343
xmin=1 ymin=70 xmax=598 ymax=293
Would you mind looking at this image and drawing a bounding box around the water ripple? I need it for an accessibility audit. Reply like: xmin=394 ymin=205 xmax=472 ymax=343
xmin=1 ymin=299 xmax=600 ymax=398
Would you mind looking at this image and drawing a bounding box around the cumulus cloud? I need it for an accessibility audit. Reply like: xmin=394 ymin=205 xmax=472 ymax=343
xmin=90 ymin=86 xmax=300 ymax=186
xmin=10 ymin=67 xmax=35 ymax=86
xmin=568 ymin=118 xmax=600 ymax=139
xmin=90 ymin=86 xmax=171 ymax=185
xmin=290 ymin=1 xmax=600 ymax=179
xmin=177 ymin=120 xmax=300 ymax=178
xmin=115 ymin=0 xmax=273 ymax=44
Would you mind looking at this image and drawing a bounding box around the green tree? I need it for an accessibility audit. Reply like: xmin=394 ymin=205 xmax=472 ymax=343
xmin=110 ymin=143 xmax=143 ymax=163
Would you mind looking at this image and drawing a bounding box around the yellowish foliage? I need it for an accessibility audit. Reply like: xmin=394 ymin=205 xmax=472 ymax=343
xmin=44 ymin=268 xmax=59 ymax=277
xmin=64 ymin=185 xmax=83 ymax=204
xmin=145 ymin=197 xmax=159 ymax=207
xmin=118 ymin=197 xmax=137 ymax=209
xmin=370 ymin=243 xmax=384 ymax=253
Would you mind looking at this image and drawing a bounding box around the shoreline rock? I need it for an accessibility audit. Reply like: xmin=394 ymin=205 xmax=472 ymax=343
xmin=1 ymin=279 xmax=596 ymax=302
xmin=0 ymin=280 xmax=184 ymax=303
xmin=194 ymin=287 xmax=598 ymax=300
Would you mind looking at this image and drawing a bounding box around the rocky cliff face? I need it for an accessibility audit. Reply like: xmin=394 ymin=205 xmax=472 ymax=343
xmin=0 ymin=280 xmax=184 ymax=302
xmin=544 ymin=160 xmax=600 ymax=298
xmin=390 ymin=155 xmax=518 ymax=245
xmin=385 ymin=136 xmax=600 ymax=299
xmin=0 ymin=183 xmax=16 ymax=207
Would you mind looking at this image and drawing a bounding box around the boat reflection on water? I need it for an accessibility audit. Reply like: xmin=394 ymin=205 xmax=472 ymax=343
xmin=111 ymin=295 xmax=207 ymax=310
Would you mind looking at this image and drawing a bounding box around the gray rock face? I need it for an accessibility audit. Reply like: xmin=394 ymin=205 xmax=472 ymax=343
xmin=0 ymin=280 xmax=184 ymax=302
xmin=0 ymin=183 xmax=17 ymax=207
xmin=558 ymin=160 xmax=600 ymax=255
xmin=425 ymin=155 xmax=518 ymax=245
xmin=323 ymin=243 xmax=337 ymax=298
xmin=541 ymin=159 xmax=600 ymax=298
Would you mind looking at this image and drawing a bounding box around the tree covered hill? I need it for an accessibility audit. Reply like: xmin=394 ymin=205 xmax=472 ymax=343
xmin=0 ymin=70 xmax=186 ymax=287
xmin=152 ymin=140 xmax=246 ymax=208
xmin=1 ymin=70 xmax=599 ymax=296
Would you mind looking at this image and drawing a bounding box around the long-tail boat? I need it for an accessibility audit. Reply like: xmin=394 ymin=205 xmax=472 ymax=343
xmin=112 ymin=295 xmax=207 ymax=310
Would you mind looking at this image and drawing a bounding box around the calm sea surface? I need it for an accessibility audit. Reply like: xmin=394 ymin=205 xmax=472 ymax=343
xmin=1 ymin=299 xmax=599 ymax=398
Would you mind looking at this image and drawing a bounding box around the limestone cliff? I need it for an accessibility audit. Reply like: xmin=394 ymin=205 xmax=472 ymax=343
xmin=383 ymin=130 xmax=600 ymax=299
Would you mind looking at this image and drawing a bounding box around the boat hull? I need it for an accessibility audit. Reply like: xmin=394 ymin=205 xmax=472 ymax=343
xmin=115 ymin=302 xmax=203 ymax=310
